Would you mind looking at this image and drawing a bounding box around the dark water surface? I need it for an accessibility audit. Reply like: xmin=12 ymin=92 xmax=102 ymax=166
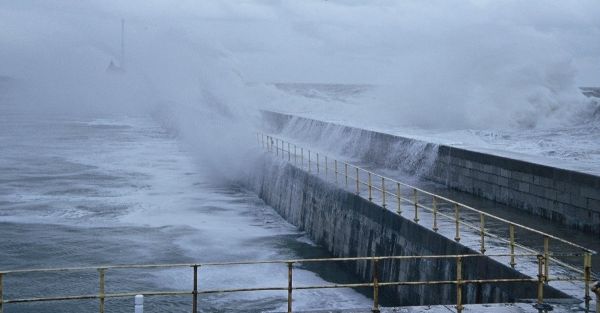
xmin=0 ymin=110 xmax=369 ymax=312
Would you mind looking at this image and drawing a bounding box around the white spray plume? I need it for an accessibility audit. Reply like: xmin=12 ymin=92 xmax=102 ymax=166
xmin=1 ymin=0 xmax=599 ymax=177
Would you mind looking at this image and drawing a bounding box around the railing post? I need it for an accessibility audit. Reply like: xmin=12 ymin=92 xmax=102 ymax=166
xmin=192 ymin=265 xmax=198 ymax=313
xmin=301 ymin=148 xmax=304 ymax=168
xmin=294 ymin=145 xmax=297 ymax=165
xmin=432 ymin=196 xmax=438 ymax=231
xmin=413 ymin=189 xmax=419 ymax=223
xmin=479 ymin=213 xmax=486 ymax=254
xmin=288 ymin=143 xmax=291 ymax=161
xmin=276 ymin=138 xmax=279 ymax=156
xmin=287 ymin=262 xmax=293 ymax=313
xmin=98 ymin=268 xmax=105 ymax=313
xmin=368 ymin=172 xmax=372 ymax=201
xmin=509 ymin=224 xmax=516 ymax=268
xmin=454 ymin=204 xmax=460 ymax=242
xmin=316 ymin=153 xmax=319 ymax=174
xmin=345 ymin=163 xmax=348 ymax=187
xmin=381 ymin=177 xmax=386 ymax=208
xmin=355 ymin=168 xmax=360 ymax=195
xmin=372 ymin=258 xmax=380 ymax=313
xmin=536 ymin=255 xmax=545 ymax=308
xmin=593 ymin=282 xmax=600 ymax=313
xmin=308 ymin=150 xmax=311 ymax=172
xmin=325 ymin=156 xmax=328 ymax=178
xmin=584 ymin=252 xmax=592 ymax=310
xmin=456 ymin=257 xmax=463 ymax=313
xmin=396 ymin=183 xmax=402 ymax=215
xmin=268 ymin=136 xmax=272 ymax=152
xmin=257 ymin=133 xmax=260 ymax=146
xmin=334 ymin=160 xmax=338 ymax=184
xmin=261 ymin=133 xmax=265 ymax=148
xmin=0 ymin=272 xmax=3 ymax=313
xmin=543 ymin=236 xmax=549 ymax=283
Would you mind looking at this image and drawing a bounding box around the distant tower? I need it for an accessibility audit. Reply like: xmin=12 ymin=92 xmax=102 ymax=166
xmin=106 ymin=19 xmax=126 ymax=74
xmin=120 ymin=19 xmax=125 ymax=69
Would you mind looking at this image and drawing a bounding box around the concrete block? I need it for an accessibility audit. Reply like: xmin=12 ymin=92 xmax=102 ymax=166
xmin=475 ymin=171 xmax=487 ymax=182
xmin=499 ymin=168 xmax=511 ymax=178
xmin=530 ymin=185 xmax=545 ymax=197
xmin=486 ymin=173 xmax=498 ymax=184
xmin=498 ymin=186 xmax=510 ymax=200
xmin=508 ymin=178 xmax=520 ymax=191
xmin=465 ymin=168 xmax=475 ymax=179
xmin=588 ymin=198 xmax=600 ymax=213
xmin=544 ymin=188 xmax=557 ymax=201
xmin=518 ymin=182 xmax=530 ymax=193
xmin=498 ymin=176 xmax=509 ymax=187
xmin=520 ymin=172 xmax=534 ymax=183
xmin=483 ymin=164 xmax=494 ymax=174
xmin=570 ymin=195 xmax=587 ymax=209
xmin=538 ymin=176 xmax=555 ymax=188
xmin=581 ymin=186 xmax=600 ymax=201
xmin=557 ymin=191 xmax=570 ymax=204
xmin=451 ymin=157 xmax=464 ymax=167
xmin=555 ymin=181 xmax=568 ymax=192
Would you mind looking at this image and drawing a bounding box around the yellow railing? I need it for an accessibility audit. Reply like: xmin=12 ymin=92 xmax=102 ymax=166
xmin=257 ymin=132 xmax=596 ymax=306
xmin=0 ymin=253 xmax=590 ymax=313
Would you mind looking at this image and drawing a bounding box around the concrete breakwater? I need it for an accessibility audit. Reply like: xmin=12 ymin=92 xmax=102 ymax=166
xmin=261 ymin=111 xmax=600 ymax=235
xmin=247 ymin=157 xmax=568 ymax=306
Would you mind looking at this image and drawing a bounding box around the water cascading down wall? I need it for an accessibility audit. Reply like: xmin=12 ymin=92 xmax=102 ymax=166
xmin=247 ymin=156 xmax=568 ymax=306
xmin=261 ymin=111 xmax=600 ymax=236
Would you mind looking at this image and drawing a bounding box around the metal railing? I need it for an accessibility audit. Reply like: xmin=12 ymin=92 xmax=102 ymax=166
xmin=257 ymin=132 xmax=597 ymax=307
xmin=1 ymin=253 xmax=592 ymax=313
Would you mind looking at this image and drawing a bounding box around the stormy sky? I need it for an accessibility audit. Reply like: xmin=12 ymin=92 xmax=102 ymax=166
xmin=1 ymin=1 xmax=599 ymax=129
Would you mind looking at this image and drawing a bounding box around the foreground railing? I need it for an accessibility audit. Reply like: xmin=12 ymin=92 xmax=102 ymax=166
xmin=257 ymin=132 xmax=597 ymax=307
xmin=0 ymin=254 xmax=592 ymax=313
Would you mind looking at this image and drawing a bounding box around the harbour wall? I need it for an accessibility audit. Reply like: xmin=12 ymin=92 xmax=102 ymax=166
xmin=261 ymin=111 xmax=600 ymax=235
xmin=247 ymin=157 xmax=568 ymax=306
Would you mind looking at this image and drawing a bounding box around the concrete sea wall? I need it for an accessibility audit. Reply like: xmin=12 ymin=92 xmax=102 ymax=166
xmin=248 ymin=157 xmax=568 ymax=306
xmin=262 ymin=111 xmax=600 ymax=235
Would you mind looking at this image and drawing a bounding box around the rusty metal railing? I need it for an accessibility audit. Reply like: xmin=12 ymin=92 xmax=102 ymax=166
xmin=257 ymin=133 xmax=597 ymax=309
xmin=0 ymin=253 xmax=592 ymax=313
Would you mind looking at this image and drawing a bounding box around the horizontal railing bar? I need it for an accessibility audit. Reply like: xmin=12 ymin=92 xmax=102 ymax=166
xmin=294 ymin=283 xmax=373 ymax=290
xmin=548 ymin=277 xmax=586 ymax=282
xmin=262 ymin=133 xmax=595 ymax=254
xmin=379 ymin=278 xmax=537 ymax=286
xmin=3 ymin=291 xmax=193 ymax=304
xmin=3 ymin=277 xmax=548 ymax=305
xmin=0 ymin=263 xmax=196 ymax=275
xmin=296 ymin=277 xmax=539 ymax=290
xmin=1 ymin=253 xmax=544 ymax=275
xmin=199 ymin=287 xmax=288 ymax=294
xmin=4 ymin=294 xmax=98 ymax=304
